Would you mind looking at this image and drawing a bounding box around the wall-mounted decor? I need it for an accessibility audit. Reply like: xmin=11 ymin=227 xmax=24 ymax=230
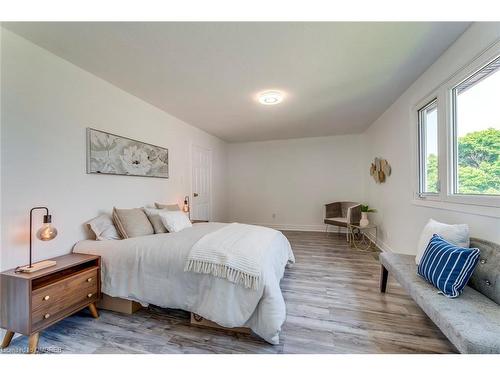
xmin=87 ymin=128 xmax=169 ymax=178
xmin=370 ymin=157 xmax=391 ymax=183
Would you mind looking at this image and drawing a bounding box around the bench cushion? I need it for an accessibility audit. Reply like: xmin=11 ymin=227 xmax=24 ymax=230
xmin=468 ymin=238 xmax=500 ymax=305
xmin=380 ymin=251 xmax=500 ymax=354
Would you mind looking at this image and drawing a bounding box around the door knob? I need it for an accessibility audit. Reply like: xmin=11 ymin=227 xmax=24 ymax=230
xmin=193 ymin=193 xmax=199 ymax=197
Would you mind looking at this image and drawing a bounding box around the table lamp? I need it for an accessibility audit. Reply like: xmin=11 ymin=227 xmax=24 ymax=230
xmin=17 ymin=206 xmax=58 ymax=273
xmin=183 ymin=196 xmax=190 ymax=219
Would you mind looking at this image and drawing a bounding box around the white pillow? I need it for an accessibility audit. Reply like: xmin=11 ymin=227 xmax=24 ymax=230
xmin=415 ymin=219 xmax=470 ymax=264
xmin=86 ymin=214 xmax=121 ymax=240
xmin=159 ymin=211 xmax=192 ymax=233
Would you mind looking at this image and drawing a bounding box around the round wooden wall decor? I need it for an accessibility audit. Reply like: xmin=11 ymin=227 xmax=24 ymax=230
xmin=370 ymin=158 xmax=391 ymax=184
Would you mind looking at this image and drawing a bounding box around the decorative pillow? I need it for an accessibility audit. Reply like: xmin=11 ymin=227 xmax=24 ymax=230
xmin=112 ymin=207 xmax=154 ymax=239
xmin=143 ymin=207 xmax=168 ymax=234
xmin=418 ymin=235 xmax=480 ymax=298
xmin=86 ymin=214 xmax=121 ymax=240
xmin=416 ymin=219 xmax=469 ymax=264
xmin=159 ymin=211 xmax=192 ymax=233
xmin=155 ymin=203 xmax=181 ymax=211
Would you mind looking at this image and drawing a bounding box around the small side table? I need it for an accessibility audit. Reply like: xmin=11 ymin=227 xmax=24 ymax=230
xmin=0 ymin=253 xmax=101 ymax=353
xmin=347 ymin=223 xmax=378 ymax=251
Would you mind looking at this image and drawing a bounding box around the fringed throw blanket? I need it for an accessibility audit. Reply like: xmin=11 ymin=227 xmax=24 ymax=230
xmin=184 ymin=223 xmax=278 ymax=290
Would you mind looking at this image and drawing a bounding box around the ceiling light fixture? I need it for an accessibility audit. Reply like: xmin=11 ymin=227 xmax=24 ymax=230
xmin=258 ymin=90 xmax=284 ymax=105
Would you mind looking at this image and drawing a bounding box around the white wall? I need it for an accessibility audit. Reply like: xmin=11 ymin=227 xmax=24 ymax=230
xmin=0 ymin=29 xmax=228 ymax=270
xmin=0 ymin=26 xmax=3 ymax=271
xmin=362 ymin=23 xmax=500 ymax=254
xmin=227 ymin=135 xmax=364 ymax=231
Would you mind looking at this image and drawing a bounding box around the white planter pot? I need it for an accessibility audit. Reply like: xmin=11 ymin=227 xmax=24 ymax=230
xmin=360 ymin=212 xmax=369 ymax=227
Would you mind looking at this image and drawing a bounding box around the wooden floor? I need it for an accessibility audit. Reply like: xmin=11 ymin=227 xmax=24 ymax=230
xmin=0 ymin=231 xmax=456 ymax=354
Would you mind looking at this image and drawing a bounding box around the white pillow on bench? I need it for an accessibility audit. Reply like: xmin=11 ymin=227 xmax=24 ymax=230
xmin=415 ymin=219 xmax=470 ymax=265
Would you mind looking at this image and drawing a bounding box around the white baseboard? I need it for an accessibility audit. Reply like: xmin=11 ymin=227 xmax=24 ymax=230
xmin=253 ymin=222 xmax=395 ymax=253
xmin=364 ymin=232 xmax=394 ymax=253
xmin=252 ymin=222 xmax=348 ymax=233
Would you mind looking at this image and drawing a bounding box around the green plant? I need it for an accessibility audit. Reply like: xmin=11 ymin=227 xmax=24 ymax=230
xmin=360 ymin=205 xmax=376 ymax=213
xmin=426 ymin=128 xmax=500 ymax=195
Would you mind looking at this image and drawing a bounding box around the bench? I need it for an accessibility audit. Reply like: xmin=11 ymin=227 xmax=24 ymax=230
xmin=379 ymin=237 xmax=500 ymax=354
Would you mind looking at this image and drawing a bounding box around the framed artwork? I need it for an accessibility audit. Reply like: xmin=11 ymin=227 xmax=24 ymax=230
xmin=86 ymin=128 xmax=169 ymax=178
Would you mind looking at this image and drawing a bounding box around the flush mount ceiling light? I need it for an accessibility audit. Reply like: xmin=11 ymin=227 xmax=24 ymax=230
xmin=258 ymin=90 xmax=284 ymax=105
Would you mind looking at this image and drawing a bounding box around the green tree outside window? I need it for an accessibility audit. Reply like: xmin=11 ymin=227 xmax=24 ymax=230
xmin=426 ymin=128 xmax=499 ymax=195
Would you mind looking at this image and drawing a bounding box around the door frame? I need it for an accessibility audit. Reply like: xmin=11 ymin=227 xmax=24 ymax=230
xmin=190 ymin=143 xmax=213 ymax=221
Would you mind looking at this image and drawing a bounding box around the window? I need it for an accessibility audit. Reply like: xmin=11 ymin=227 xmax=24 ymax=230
xmin=418 ymin=99 xmax=439 ymax=195
xmin=451 ymin=56 xmax=500 ymax=196
xmin=413 ymin=42 xmax=500 ymax=215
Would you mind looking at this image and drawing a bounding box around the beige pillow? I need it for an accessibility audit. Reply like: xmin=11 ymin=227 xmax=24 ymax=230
xmin=155 ymin=203 xmax=181 ymax=211
xmin=112 ymin=207 xmax=154 ymax=239
xmin=143 ymin=207 xmax=168 ymax=234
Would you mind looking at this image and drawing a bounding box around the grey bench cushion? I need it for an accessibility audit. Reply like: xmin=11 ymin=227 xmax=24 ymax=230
xmin=468 ymin=238 xmax=500 ymax=305
xmin=380 ymin=252 xmax=500 ymax=354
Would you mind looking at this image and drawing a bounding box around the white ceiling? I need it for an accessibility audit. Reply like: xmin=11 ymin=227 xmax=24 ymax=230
xmin=3 ymin=22 xmax=470 ymax=142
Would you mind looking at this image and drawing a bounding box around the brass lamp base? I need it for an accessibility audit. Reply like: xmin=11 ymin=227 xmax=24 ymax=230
xmin=17 ymin=260 xmax=57 ymax=273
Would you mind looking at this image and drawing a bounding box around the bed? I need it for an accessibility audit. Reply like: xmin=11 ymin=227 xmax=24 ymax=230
xmin=73 ymin=222 xmax=295 ymax=344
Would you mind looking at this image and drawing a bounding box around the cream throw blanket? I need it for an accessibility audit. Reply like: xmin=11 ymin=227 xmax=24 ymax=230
xmin=184 ymin=223 xmax=278 ymax=290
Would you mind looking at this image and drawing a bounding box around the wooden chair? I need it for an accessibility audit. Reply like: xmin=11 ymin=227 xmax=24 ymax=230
xmin=324 ymin=202 xmax=361 ymax=241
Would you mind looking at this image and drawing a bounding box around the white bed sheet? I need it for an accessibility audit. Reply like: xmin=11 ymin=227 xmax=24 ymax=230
xmin=73 ymin=222 xmax=294 ymax=344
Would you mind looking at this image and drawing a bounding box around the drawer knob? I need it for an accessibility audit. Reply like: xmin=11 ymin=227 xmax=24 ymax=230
xmin=87 ymin=293 xmax=93 ymax=298
xmin=43 ymin=295 xmax=50 ymax=301
xmin=87 ymin=277 xmax=93 ymax=282
xmin=44 ymin=313 xmax=51 ymax=319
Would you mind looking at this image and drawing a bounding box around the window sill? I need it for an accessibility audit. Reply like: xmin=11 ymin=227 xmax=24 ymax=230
xmin=412 ymin=198 xmax=500 ymax=218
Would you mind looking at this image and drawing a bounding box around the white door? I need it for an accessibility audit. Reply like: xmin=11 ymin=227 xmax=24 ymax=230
xmin=191 ymin=145 xmax=211 ymax=221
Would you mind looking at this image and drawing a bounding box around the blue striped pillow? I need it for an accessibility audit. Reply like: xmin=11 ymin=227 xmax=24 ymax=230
xmin=417 ymin=234 xmax=480 ymax=298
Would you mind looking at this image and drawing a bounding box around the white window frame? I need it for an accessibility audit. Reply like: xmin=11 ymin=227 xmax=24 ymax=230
xmin=412 ymin=40 xmax=500 ymax=218
xmin=416 ymin=98 xmax=440 ymax=198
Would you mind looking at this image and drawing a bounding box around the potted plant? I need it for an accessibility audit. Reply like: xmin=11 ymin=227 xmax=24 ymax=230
xmin=360 ymin=205 xmax=376 ymax=227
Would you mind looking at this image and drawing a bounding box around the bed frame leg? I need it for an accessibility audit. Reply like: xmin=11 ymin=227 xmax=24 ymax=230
xmin=380 ymin=265 xmax=388 ymax=293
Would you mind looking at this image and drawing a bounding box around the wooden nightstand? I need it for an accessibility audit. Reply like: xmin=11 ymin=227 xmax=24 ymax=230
xmin=0 ymin=253 xmax=101 ymax=353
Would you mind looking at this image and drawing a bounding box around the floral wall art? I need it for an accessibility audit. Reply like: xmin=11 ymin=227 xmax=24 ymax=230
xmin=87 ymin=128 xmax=169 ymax=178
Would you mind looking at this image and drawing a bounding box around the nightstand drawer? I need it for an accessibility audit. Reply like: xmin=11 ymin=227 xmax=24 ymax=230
xmin=31 ymin=267 xmax=98 ymax=327
xmin=32 ymin=267 xmax=98 ymax=310
xmin=32 ymin=286 xmax=98 ymax=329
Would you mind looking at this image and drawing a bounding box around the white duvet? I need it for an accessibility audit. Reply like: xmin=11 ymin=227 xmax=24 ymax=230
xmin=73 ymin=222 xmax=295 ymax=344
